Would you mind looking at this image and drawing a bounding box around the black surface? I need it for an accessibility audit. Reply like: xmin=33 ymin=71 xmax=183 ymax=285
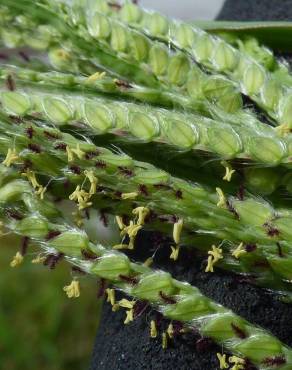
xmin=90 ymin=2 xmax=292 ymax=369
xmin=217 ymin=0 xmax=292 ymax=21
xmin=90 ymin=233 xmax=292 ymax=370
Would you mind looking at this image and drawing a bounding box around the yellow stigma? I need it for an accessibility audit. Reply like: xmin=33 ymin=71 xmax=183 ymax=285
xmin=167 ymin=323 xmax=174 ymax=339
xmin=150 ymin=320 xmax=157 ymax=338
xmin=221 ymin=161 xmax=236 ymax=182
xmin=10 ymin=252 xmax=23 ymax=267
xmin=84 ymin=170 xmax=98 ymax=196
xmin=106 ymin=288 xmax=116 ymax=306
xmin=170 ymin=245 xmax=180 ymax=261
xmin=86 ymin=71 xmax=106 ymax=83
xmin=35 ymin=185 xmax=47 ymax=200
xmin=2 ymin=148 xmax=19 ymax=167
xmin=232 ymin=242 xmax=246 ymax=259
xmin=31 ymin=254 xmax=46 ymax=264
xmin=71 ymin=144 xmax=85 ymax=160
xmin=205 ymin=245 xmax=223 ymax=273
xmin=132 ymin=206 xmax=150 ymax=226
xmin=63 ymin=279 xmax=80 ymax=298
xmin=66 ymin=146 xmax=74 ymax=162
xmin=229 ymin=356 xmax=245 ymax=370
xmin=121 ymin=192 xmax=139 ymax=200
xmin=217 ymin=353 xmax=228 ymax=369
xmin=216 ymin=187 xmax=227 ymax=208
xmin=173 ymin=218 xmax=183 ymax=244
xmin=162 ymin=332 xmax=168 ymax=349
xmin=124 ymin=309 xmax=134 ymax=324
xmin=116 ymin=215 xmax=126 ymax=230
xmin=22 ymin=170 xmax=40 ymax=189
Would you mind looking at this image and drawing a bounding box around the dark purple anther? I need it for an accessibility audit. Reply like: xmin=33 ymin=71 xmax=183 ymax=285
xmin=81 ymin=249 xmax=98 ymax=260
xmin=231 ymin=323 xmax=247 ymax=339
xmin=245 ymin=244 xmax=257 ymax=253
xmin=20 ymin=236 xmax=29 ymax=256
xmin=44 ymin=131 xmax=61 ymax=140
xmin=97 ymin=278 xmax=107 ymax=299
xmin=139 ymin=184 xmax=148 ymax=196
xmin=95 ymin=160 xmax=107 ymax=169
xmin=118 ymin=166 xmax=134 ymax=177
xmin=69 ymin=165 xmax=81 ymax=174
xmin=6 ymin=75 xmax=15 ymax=91
xmin=262 ymin=356 xmax=286 ymax=366
xmin=277 ymin=242 xmax=284 ymax=258
xmin=28 ymin=143 xmax=41 ymax=153
xmin=99 ymin=209 xmax=109 ymax=227
xmin=54 ymin=142 xmax=67 ymax=151
xmin=115 ymin=79 xmax=132 ymax=88
xmin=43 ymin=253 xmax=64 ymax=269
xmin=159 ymin=291 xmax=176 ymax=304
xmin=45 ymin=230 xmax=61 ymax=241
xmin=263 ymin=222 xmax=280 ymax=237
xmin=25 ymin=126 xmax=34 ymax=139
xmin=119 ymin=274 xmax=138 ymax=285
xmin=18 ymin=50 xmax=30 ymax=62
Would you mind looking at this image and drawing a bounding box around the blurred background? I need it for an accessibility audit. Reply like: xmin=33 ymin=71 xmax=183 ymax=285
xmin=141 ymin=0 xmax=224 ymax=20
xmin=0 ymin=1 xmax=224 ymax=369
xmin=0 ymin=234 xmax=102 ymax=370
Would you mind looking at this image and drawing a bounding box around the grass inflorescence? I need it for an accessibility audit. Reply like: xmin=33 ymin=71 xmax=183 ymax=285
xmin=1 ymin=1 xmax=292 ymax=369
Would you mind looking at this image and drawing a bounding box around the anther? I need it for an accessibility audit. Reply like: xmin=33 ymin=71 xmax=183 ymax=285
xmin=84 ymin=169 xmax=98 ymax=195
xmin=132 ymin=206 xmax=150 ymax=226
xmin=216 ymin=187 xmax=227 ymax=208
xmin=173 ymin=218 xmax=183 ymax=244
xmin=170 ymin=245 xmax=180 ymax=261
xmin=10 ymin=252 xmax=23 ymax=267
xmin=166 ymin=323 xmax=174 ymax=339
xmin=2 ymin=148 xmax=19 ymax=167
xmin=221 ymin=161 xmax=235 ymax=182
xmin=229 ymin=355 xmax=245 ymax=370
xmin=232 ymin=242 xmax=246 ymax=259
xmin=162 ymin=332 xmax=168 ymax=349
xmin=217 ymin=353 xmax=228 ymax=369
xmin=205 ymin=245 xmax=223 ymax=273
xmin=106 ymin=288 xmax=116 ymax=306
xmin=150 ymin=320 xmax=157 ymax=338
xmin=124 ymin=309 xmax=134 ymax=324
xmin=116 ymin=215 xmax=126 ymax=230
xmin=63 ymin=279 xmax=80 ymax=298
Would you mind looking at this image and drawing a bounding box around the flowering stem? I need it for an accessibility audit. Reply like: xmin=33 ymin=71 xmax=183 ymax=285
xmin=0 ymin=167 xmax=291 ymax=368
